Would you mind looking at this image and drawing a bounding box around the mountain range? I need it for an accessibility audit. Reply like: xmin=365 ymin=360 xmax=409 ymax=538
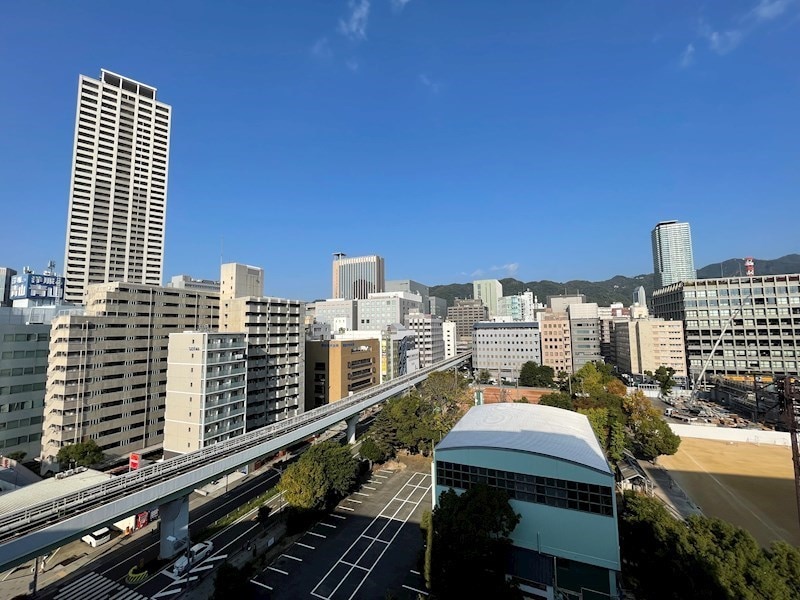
xmin=428 ymin=254 xmax=800 ymax=308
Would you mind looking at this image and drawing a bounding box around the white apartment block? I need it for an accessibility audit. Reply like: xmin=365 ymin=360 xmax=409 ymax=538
xmin=164 ymin=332 xmax=247 ymax=458
xmin=357 ymin=291 xmax=422 ymax=331
xmin=220 ymin=264 xmax=304 ymax=429
xmin=443 ymin=321 xmax=457 ymax=359
xmin=64 ymin=70 xmax=171 ymax=304
xmin=42 ymin=282 xmax=218 ymax=472
xmin=473 ymin=321 xmax=542 ymax=381
xmin=313 ymin=299 xmax=358 ymax=332
xmin=404 ymin=312 xmax=445 ymax=368
xmin=614 ymin=318 xmax=687 ymax=378
xmin=473 ymin=279 xmax=503 ymax=317
xmin=651 ymin=220 xmax=696 ymax=289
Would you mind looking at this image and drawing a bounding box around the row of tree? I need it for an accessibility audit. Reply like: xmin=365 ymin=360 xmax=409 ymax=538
xmin=276 ymin=440 xmax=359 ymax=511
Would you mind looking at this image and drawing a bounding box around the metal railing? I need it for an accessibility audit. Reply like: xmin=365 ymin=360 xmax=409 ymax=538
xmin=0 ymin=352 xmax=470 ymax=542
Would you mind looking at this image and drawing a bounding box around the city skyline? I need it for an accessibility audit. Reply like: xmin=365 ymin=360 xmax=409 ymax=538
xmin=2 ymin=2 xmax=798 ymax=300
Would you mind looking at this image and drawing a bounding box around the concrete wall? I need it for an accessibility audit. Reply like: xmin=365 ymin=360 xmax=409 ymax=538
xmin=668 ymin=423 xmax=790 ymax=446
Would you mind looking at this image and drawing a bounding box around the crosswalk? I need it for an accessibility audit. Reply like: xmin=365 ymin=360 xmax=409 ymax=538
xmin=54 ymin=571 xmax=150 ymax=600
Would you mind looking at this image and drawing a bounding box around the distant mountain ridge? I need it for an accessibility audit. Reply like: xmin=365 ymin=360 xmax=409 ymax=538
xmin=429 ymin=254 xmax=800 ymax=308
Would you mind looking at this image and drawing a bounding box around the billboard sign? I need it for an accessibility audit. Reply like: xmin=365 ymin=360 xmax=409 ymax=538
xmin=129 ymin=453 xmax=141 ymax=470
xmin=9 ymin=273 xmax=64 ymax=301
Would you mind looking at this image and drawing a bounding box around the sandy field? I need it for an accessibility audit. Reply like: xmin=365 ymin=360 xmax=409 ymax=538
xmin=659 ymin=437 xmax=800 ymax=547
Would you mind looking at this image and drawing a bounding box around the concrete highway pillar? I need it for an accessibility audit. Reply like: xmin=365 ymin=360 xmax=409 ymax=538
xmin=159 ymin=495 xmax=190 ymax=559
xmin=346 ymin=414 xmax=359 ymax=445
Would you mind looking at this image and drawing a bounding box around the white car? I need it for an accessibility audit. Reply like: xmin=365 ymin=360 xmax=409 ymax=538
xmin=173 ymin=541 xmax=214 ymax=576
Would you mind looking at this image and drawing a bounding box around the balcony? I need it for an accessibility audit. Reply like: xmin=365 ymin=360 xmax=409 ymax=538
xmin=204 ymin=405 xmax=246 ymax=424
xmin=205 ymin=367 xmax=246 ymax=379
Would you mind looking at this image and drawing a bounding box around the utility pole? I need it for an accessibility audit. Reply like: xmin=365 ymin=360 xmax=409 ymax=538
xmin=780 ymin=377 xmax=800 ymax=528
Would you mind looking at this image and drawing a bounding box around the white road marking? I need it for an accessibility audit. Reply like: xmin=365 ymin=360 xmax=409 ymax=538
xmin=346 ymin=498 xmax=362 ymax=504
xmin=410 ymin=569 xmax=421 ymax=575
xmin=250 ymin=579 xmax=272 ymax=590
xmin=355 ymin=492 xmax=369 ymax=497
xmin=282 ymin=554 xmax=303 ymax=562
xmin=339 ymin=506 xmax=355 ymax=511
xmin=378 ymin=470 xmax=394 ymax=474
xmin=308 ymin=531 xmax=327 ymax=539
xmin=403 ymin=584 xmax=429 ymax=595
xmin=320 ymin=522 xmax=337 ymax=528
xmin=267 ymin=566 xmax=289 ymax=575
xmin=363 ymin=486 xmax=377 ymax=490
xmin=296 ymin=542 xmax=316 ymax=549
xmin=330 ymin=514 xmax=346 ymax=520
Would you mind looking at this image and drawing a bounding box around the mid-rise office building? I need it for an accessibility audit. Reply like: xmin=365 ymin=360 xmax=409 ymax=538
xmin=473 ymin=279 xmax=503 ymax=317
xmin=429 ymin=296 xmax=448 ymax=318
xmin=0 ymin=305 xmax=75 ymax=459
xmin=598 ymin=304 xmax=629 ymax=363
xmin=42 ymin=282 xmax=218 ymax=472
xmin=312 ymin=299 xmax=358 ymax=333
xmin=447 ymin=298 xmax=488 ymax=350
xmin=168 ymin=275 xmax=220 ymax=293
xmin=497 ymin=291 xmax=541 ymax=322
xmin=614 ymin=318 xmax=686 ymax=378
xmin=473 ymin=322 xmax=541 ymax=381
xmin=63 ymin=70 xmax=171 ymax=303
xmin=386 ymin=280 xmax=429 ymax=307
xmin=404 ymin=312 xmax=444 ymax=368
xmin=652 ymin=274 xmax=800 ymax=379
xmin=568 ymin=303 xmax=601 ymax=371
xmin=442 ymin=321 xmax=457 ymax=359
xmin=548 ymin=294 xmax=586 ymax=313
xmin=0 ymin=268 xmax=17 ymax=307
xmin=305 ymin=338 xmax=380 ymax=410
xmin=540 ymin=311 xmax=573 ymax=375
xmin=163 ymin=332 xmax=247 ymax=458
xmin=220 ymin=264 xmax=304 ymax=429
xmin=332 ymin=254 xmax=385 ymax=300
xmin=335 ymin=326 xmax=419 ymax=383
xmin=434 ymin=404 xmax=620 ymax=598
xmin=651 ymin=220 xmax=696 ymax=289
xmin=357 ymin=292 xmax=422 ymax=331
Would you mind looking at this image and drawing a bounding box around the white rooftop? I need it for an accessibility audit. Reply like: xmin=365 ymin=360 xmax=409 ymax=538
xmin=436 ymin=403 xmax=610 ymax=474
xmin=0 ymin=468 xmax=113 ymax=515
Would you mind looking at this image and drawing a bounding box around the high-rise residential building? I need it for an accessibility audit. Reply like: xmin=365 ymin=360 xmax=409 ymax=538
xmin=0 ymin=305 xmax=77 ymax=459
xmin=332 ymin=254 xmax=385 ymax=300
xmin=568 ymin=303 xmax=601 ymax=371
xmin=447 ymin=298 xmax=489 ymax=351
xmin=473 ymin=322 xmax=541 ymax=381
xmin=386 ymin=280 xmax=429 ymax=307
xmin=0 ymin=268 xmax=17 ymax=307
xmin=163 ymin=332 xmax=247 ymax=458
xmin=63 ymin=70 xmax=171 ymax=304
xmin=168 ymin=275 xmax=221 ymax=293
xmin=652 ymin=274 xmax=800 ymax=380
xmin=357 ymin=292 xmax=423 ymax=331
xmin=442 ymin=321 xmax=457 ymax=359
xmin=651 ymin=220 xmax=696 ymax=289
xmin=633 ymin=286 xmax=647 ymax=308
xmin=404 ymin=312 xmax=445 ymax=368
xmin=305 ymin=339 xmax=380 ymax=410
xmin=42 ymin=282 xmax=218 ymax=472
xmin=614 ymin=318 xmax=686 ymax=378
xmin=429 ymin=296 xmax=448 ymax=318
xmin=540 ymin=311 xmax=573 ymax=374
xmin=220 ymin=263 xmax=304 ymax=429
xmin=473 ymin=279 xmax=503 ymax=317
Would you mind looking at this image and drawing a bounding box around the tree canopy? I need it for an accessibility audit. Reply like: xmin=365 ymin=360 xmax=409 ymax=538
xmin=518 ymin=361 xmax=555 ymax=388
xmin=56 ymin=440 xmax=104 ymax=468
xmin=278 ymin=440 xmax=359 ymax=510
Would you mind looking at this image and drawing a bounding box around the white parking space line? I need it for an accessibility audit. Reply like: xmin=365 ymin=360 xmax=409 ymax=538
xmin=250 ymin=580 xmax=272 ymax=590
xmin=282 ymin=554 xmax=303 ymax=562
xmin=378 ymin=470 xmax=394 ymax=474
xmin=373 ymin=474 xmax=388 ymax=479
xmin=403 ymin=584 xmax=429 ymax=595
xmin=339 ymin=506 xmax=355 ymax=511
xmin=330 ymin=514 xmax=347 ymax=520
xmin=267 ymin=566 xmax=289 ymax=575
xmin=363 ymin=486 xmax=377 ymax=490
xmin=345 ymin=498 xmax=362 ymax=503
xmin=355 ymin=492 xmax=369 ymax=497
xmin=340 ymin=560 xmax=369 ymax=571
xmin=320 ymin=522 xmax=337 ymax=529
xmin=410 ymin=569 xmax=421 ymax=575
xmin=308 ymin=531 xmax=327 ymax=539
xmin=296 ymin=541 xmax=316 ymax=550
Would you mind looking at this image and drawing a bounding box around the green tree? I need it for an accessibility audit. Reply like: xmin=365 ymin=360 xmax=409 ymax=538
xmin=653 ymin=365 xmax=677 ymax=395
xmin=556 ymin=370 xmax=571 ymax=392
xmin=6 ymin=451 xmax=26 ymax=462
xmin=634 ymin=417 xmax=681 ymax=460
xmin=359 ymin=437 xmax=389 ymax=463
xmin=518 ymin=361 xmax=555 ymax=387
xmin=56 ymin=440 xmax=104 ymax=468
xmin=431 ymin=485 xmax=522 ymax=599
xmin=514 ymin=396 xmax=530 ymax=404
xmin=278 ymin=456 xmax=328 ymax=510
xmin=537 ymin=392 xmax=574 ymax=411
xmin=477 ymin=369 xmax=491 ymax=384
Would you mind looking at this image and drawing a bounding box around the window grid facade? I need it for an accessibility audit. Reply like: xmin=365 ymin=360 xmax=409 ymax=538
xmin=436 ymin=460 xmax=613 ymax=517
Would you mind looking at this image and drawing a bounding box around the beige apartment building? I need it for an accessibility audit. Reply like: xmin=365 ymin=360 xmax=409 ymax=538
xmin=614 ymin=318 xmax=687 ymax=377
xmin=220 ymin=264 xmax=304 ymax=429
xmin=42 ymin=282 xmax=218 ymax=472
xmin=305 ymin=339 xmax=380 ymax=410
xmin=540 ymin=311 xmax=573 ymax=375
xmin=163 ymin=331 xmax=247 ymax=458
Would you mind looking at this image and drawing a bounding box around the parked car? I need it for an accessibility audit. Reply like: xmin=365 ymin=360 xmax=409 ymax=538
xmin=173 ymin=541 xmax=214 ymax=576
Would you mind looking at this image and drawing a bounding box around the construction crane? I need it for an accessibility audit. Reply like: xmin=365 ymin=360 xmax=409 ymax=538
xmin=777 ymin=376 xmax=800 ymax=527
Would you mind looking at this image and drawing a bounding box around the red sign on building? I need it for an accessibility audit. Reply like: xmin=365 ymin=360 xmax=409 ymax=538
xmin=129 ymin=453 xmax=141 ymax=470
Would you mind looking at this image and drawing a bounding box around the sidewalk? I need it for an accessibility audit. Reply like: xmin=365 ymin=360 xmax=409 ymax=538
xmin=637 ymin=459 xmax=702 ymax=519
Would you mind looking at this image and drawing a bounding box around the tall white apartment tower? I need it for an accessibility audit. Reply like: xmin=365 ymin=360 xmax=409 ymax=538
xmin=651 ymin=220 xmax=696 ymax=289
xmin=63 ymin=70 xmax=171 ymax=304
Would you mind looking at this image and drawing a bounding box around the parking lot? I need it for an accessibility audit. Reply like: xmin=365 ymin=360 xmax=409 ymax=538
xmin=250 ymin=464 xmax=432 ymax=599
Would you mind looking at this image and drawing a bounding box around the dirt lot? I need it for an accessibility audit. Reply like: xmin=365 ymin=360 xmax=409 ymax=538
xmin=659 ymin=437 xmax=800 ymax=547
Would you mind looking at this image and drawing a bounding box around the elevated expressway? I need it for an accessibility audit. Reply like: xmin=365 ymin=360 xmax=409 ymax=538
xmin=0 ymin=353 xmax=471 ymax=571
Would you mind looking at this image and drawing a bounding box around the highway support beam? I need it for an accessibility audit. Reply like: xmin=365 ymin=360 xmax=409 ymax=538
xmin=159 ymin=495 xmax=190 ymax=560
xmin=346 ymin=414 xmax=359 ymax=445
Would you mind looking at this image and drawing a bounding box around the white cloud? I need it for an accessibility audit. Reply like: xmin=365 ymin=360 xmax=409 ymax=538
xmin=751 ymin=0 xmax=792 ymax=21
xmin=338 ymin=0 xmax=371 ymax=41
xmin=391 ymin=0 xmax=412 ymax=12
xmin=679 ymin=43 xmax=696 ymax=67
xmin=419 ymin=73 xmax=441 ymax=94
xmin=311 ymin=37 xmax=333 ymax=60
xmin=470 ymin=269 xmax=485 ymax=277
xmin=346 ymin=58 xmax=360 ymax=72
xmin=706 ymin=29 xmax=744 ymax=54
xmin=490 ymin=263 xmax=520 ymax=277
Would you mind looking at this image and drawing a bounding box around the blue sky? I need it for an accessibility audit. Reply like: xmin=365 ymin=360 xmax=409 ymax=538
xmin=1 ymin=1 xmax=798 ymax=300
